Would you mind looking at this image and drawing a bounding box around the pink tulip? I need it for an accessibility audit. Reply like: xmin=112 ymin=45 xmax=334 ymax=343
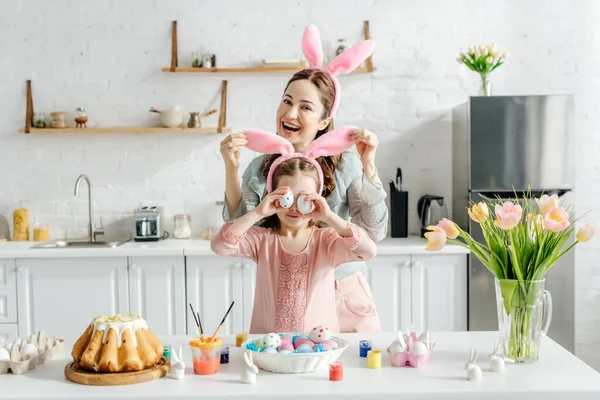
xmin=437 ymin=218 xmax=459 ymax=239
xmin=425 ymin=226 xmax=447 ymax=251
xmin=494 ymin=201 xmax=522 ymax=230
xmin=576 ymin=224 xmax=595 ymax=242
xmin=543 ymin=207 xmax=570 ymax=232
xmin=536 ymin=194 xmax=559 ymax=215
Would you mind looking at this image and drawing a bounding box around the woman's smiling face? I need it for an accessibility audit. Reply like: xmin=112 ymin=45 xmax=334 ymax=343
xmin=276 ymin=79 xmax=331 ymax=150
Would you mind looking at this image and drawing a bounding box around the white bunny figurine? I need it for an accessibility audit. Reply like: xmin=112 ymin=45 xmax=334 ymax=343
xmin=465 ymin=347 xmax=482 ymax=381
xmin=170 ymin=346 xmax=185 ymax=380
xmin=241 ymin=350 xmax=259 ymax=384
xmin=489 ymin=339 xmax=505 ymax=372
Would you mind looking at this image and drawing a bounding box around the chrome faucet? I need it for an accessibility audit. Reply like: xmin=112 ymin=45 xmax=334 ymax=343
xmin=74 ymin=174 xmax=104 ymax=242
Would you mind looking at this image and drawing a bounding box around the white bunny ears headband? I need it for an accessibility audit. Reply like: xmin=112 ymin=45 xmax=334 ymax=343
xmin=302 ymin=24 xmax=375 ymax=117
xmin=241 ymin=25 xmax=375 ymax=194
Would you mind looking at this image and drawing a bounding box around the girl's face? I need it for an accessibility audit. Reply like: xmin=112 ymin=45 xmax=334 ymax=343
xmin=275 ymin=171 xmax=319 ymax=229
xmin=276 ymin=79 xmax=331 ymax=150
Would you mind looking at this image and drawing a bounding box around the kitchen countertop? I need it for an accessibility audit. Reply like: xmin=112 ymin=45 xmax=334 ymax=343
xmin=0 ymin=236 xmax=469 ymax=258
xmin=1 ymin=332 xmax=598 ymax=399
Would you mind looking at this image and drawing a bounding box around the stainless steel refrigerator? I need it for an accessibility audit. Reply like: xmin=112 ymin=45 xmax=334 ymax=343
xmin=452 ymin=95 xmax=575 ymax=352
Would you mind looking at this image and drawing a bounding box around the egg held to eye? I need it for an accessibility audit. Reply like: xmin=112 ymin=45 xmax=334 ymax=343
xmin=297 ymin=195 xmax=314 ymax=215
xmin=279 ymin=190 xmax=294 ymax=209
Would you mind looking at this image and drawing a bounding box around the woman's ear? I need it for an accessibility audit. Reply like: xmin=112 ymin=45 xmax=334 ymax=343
xmin=317 ymin=117 xmax=332 ymax=131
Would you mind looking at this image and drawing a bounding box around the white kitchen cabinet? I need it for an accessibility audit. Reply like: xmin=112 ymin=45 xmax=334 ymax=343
xmin=16 ymin=258 xmax=128 ymax=340
xmin=186 ymin=256 xmax=256 ymax=336
xmin=128 ymin=256 xmax=186 ymax=336
xmin=0 ymin=324 xmax=18 ymax=342
xmin=366 ymin=254 xmax=467 ymax=333
xmin=0 ymin=259 xmax=16 ymax=291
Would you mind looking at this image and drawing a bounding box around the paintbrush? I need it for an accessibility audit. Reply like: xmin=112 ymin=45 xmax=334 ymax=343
xmin=209 ymin=301 xmax=235 ymax=342
xmin=189 ymin=303 xmax=204 ymax=340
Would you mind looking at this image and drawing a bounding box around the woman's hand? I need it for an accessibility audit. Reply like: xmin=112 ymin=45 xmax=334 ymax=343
xmin=254 ymin=187 xmax=291 ymax=218
xmin=219 ymin=133 xmax=248 ymax=170
xmin=303 ymin=193 xmax=333 ymax=224
xmin=350 ymin=128 xmax=378 ymax=179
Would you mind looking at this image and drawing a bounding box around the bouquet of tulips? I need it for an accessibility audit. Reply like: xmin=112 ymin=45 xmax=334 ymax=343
xmin=457 ymin=44 xmax=509 ymax=95
xmin=425 ymin=192 xmax=594 ymax=362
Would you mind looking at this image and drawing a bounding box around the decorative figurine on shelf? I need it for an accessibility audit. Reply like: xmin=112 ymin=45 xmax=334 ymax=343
xmin=33 ymin=113 xmax=46 ymax=128
xmin=488 ymin=339 xmax=505 ymax=372
xmin=241 ymin=350 xmax=258 ymax=384
xmin=192 ymin=52 xmax=202 ymax=68
xmin=170 ymin=346 xmax=185 ymax=380
xmin=74 ymin=107 xmax=88 ymax=128
xmin=188 ymin=112 xmax=201 ymax=128
xmin=465 ymin=347 xmax=482 ymax=381
xmin=335 ymin=38 xmax=347 ymax=56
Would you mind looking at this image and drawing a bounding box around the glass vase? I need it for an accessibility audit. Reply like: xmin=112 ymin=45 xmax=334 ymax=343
xmin=495 ymin=278 xmax=553 ymax=364
xmin=479 ymin=73 xmax=491 ymax=96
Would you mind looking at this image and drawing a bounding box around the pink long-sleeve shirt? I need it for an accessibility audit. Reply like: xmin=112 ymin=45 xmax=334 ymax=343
xmin=210 ymin=221 xmax=377 ymax=334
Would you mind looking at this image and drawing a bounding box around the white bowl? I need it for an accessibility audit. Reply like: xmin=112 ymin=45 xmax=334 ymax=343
xmin=242 ymin=335 xmax=348 ymax=374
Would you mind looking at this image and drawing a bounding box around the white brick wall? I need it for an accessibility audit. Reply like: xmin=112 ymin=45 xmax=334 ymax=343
xmin=1 ymin=0 xmax=599 ymax=368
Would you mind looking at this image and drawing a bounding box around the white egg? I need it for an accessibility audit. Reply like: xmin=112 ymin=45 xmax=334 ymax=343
xmin=389 ymin=339 xmax=406 ymax=353
xmin=309 ymin=326 xmax=331 ymax=343
xmin=297 ymin=195 xmax=314 ymax=215
xmin=21 ymin=343 xmax=38 ymax=360
xmin=262 ymin=347 xmax=278 ymax=354
xmin=263 ymin=333 xmax=281 ymax=349
xmin=410 ymin=341 xmax=429 ymax=356
xmin=0 ymin=347 xmax=9 ymax=361
xmin=4 ymin=342 xmax=13 ymax=352
xmin=279 ymin=190 xmax=294 ymax=209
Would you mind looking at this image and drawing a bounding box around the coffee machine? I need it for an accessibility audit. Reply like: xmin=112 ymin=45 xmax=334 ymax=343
xmin=417 ymin=195 xmax=446 ymax=237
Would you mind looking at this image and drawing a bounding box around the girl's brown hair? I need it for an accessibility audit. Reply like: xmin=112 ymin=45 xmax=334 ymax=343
xmin=262 ymin=69 xmax=342 ymax=198
xmin=260 ymin=158 xmax=324 ymax=230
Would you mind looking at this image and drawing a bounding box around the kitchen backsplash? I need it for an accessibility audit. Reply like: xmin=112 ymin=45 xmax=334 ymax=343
xmin=1 ymin=0 xmax=599 ymax=368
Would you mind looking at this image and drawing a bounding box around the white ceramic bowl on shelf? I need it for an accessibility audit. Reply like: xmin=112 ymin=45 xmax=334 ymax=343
xmin=242 ymin=335 xmax=348 ymax=374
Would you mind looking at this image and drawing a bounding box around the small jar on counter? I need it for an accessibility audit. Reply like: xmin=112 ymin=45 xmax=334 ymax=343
xmin=33 ymin=222 xmax=50 ymax=242
xmin=13 ymin=208 xmax=30 ymax=241
xmin=173 ymin=214 xmax=192 ymax=239
xmin=367 ymin=350 xmax=382 ymax=369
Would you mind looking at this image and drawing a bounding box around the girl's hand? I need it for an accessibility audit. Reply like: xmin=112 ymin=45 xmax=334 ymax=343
xmin=254 ymin=187 xmax=291 ymax=218
xmin=350 ymin=128 xmax=378 ymax=179
xmin=219 ymin=133 xmax=248 ymax=170
xmin=302 ymin=193 xmax=332 ymax=223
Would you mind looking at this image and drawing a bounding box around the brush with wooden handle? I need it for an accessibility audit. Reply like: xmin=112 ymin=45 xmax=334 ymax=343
xmin=209 ymin=301 xmax=235 ymax=342
xmin=198 ymin=109 xmax=217 ymax=119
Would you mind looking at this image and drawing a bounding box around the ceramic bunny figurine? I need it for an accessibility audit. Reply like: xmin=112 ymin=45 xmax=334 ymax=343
xmin=170 ymin=346 xmax=185 ymax=380
xmin=465 ymin=347 xmax=482 ymax=381
xmin=241 ymin=350 xmax=259 ymax=384
xmin=489 ymin=339 xmax=505 ymax=372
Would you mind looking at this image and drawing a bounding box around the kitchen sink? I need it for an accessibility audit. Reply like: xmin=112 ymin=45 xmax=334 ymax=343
xmin=31 ymin=238 xmax=130 ymax=249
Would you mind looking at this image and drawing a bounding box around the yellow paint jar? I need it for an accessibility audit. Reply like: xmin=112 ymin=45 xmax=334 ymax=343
xmin=367 ymin=349 xmax=381 ymax=369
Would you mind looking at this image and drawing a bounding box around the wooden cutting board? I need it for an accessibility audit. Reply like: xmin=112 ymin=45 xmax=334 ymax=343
xmin=64 ymin=357 xmax=170 ymax=386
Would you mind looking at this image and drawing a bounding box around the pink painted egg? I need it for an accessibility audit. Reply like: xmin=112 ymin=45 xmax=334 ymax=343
xmin=294 ymin=339 xmax=315 ymax=349
xmin=280 ymin=335 xmax=294 ymax=343
xmin=278 ymin=341 xmax=294 ymax=352
xmin=319 ymin=339 xmax=338 ymax=350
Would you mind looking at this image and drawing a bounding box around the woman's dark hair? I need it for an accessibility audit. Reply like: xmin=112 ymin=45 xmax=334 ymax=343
xmin=260 ymin=157 xmax=324 ymax=230
xmin=262 ymin=69 xmax=342 ymax=199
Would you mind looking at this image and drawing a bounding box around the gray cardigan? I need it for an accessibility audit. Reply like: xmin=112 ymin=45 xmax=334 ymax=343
xmin=222 ymin=151 xmax=388 ymax=280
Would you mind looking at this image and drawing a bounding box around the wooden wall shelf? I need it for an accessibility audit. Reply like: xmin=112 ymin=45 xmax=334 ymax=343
xmin=161 ymin=66 xmax=376 ymax=73
xmin=163 ymin=20 xmax=376 ymax=73
xmin=21 ymin=80 xmax=230 ymax=134
xmin=18 ymin=127 xmax=231 ymax=134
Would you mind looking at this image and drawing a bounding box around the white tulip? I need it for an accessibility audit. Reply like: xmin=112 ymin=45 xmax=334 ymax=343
xmin=502 ymin=52 xmax=510 ymax=59
xmin=466 ymin=54 xmax=473 ymax=62
xmin=486 ymin=56 xmax=493 ymax=64
xmin=492 ymin=51 xmax=499 ymax=58
xmin=490 ymin=43 xmax=498 ymax=53
xmin=483 ymin=47 xmax=489 ymax=56
xmin=479 ymin=45 xmax=486 ymax=54
xmin=468 ymin=46 xmax=474 ymax=54
xmin=457 ymin=57 xmax=463 ymax=64
xmin=474 ymin=49 xmax=481 ymax=58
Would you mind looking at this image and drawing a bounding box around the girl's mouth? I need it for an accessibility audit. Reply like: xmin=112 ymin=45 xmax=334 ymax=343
xmin=282 ymin=121 xmax=301 ymax=135
xmin=286 ymin=214 xmax=300 ymax=219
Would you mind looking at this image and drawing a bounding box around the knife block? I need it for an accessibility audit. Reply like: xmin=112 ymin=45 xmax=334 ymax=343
xmin=390 ymin=190 xmax=408 ymax=238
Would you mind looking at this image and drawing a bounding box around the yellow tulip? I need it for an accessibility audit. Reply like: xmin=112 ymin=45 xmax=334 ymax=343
xmin=468 ymin=202 xmax=489 ymax=223
xmin=425 ymin=226 xmax=447 ymax=251
xmin=576 ymin=224 xmax=595 ymax=242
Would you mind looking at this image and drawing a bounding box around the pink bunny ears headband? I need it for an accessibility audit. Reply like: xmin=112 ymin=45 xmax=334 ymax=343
xmin=302 ymin=25 xmax=375 ymax=117
xmin=243 ymin=126 xmax=357 ymax=194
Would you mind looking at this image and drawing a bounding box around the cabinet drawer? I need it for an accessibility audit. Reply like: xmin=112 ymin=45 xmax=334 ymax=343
xmin=0 ymin=290 xmax=17 ymax=323
xmin=0 ymin=324 xmax=18 ymax=342
xmin=0 ymin=259 xmax=16 ymax=290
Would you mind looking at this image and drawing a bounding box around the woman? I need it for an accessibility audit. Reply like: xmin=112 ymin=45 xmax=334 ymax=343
xmin=219 ymin=69 xmax=388 ymax=332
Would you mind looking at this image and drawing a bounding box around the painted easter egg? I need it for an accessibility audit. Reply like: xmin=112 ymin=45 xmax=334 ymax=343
xmin=279 ymin=190 xmax=294 ymax=209
xmin=278 ymin=341 xmax=294 ymax=352
xmin=296 ymin=343 xmax=313 ymax=353
xmin=263 ymin=333 xmax=282 ymax=349
xmin=297 ymin=195 xmax=314 ymax=215
xmin=294 ymin=339 xmax=315 ymax=349
xmin=255 ymin=338 xmax=265 ymax=350
xmin=279 ymin=349 xmax=293 ymax=354
xmin=309 ymin=326 xmax=331 ymax=343
xmin=280 ymin=335 xmax=293 ymax=343
xmin=262 ymin=347 xmax=278 ymax=354
xmin=293 ymin=335 xmax=309 ymax=345
xmin=318 ymin=340 xmax=336 ymax=351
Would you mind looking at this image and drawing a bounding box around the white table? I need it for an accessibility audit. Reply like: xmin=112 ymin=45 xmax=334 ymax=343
xmin=1 ymin=332 xmax=599 ymax=399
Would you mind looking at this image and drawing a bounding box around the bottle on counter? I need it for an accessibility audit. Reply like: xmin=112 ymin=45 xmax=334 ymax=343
xmin=33 ymin=221 xmax=50 ymax=242
xmin=13 ymin=208 xmax=30 ymax=241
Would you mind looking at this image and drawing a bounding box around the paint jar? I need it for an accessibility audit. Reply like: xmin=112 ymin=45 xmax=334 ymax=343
xmin=329 ymin=361 xmax=343 ymax=381
xmin=367 ymin=350 xmax=382 ymax=369
xmin=189 ymin=337 xmax=224 ymax=375
xmin=359 ymin=340 xmax=372 ymax=357
xmin=236 ymin=331 xmax=249 ymax=347
xmin=220 ymin=347 xmax=229 ymax=364
xmin=163 ymin=345 xmax=172 ymax=361
xmin=173 ymin=214 xmax=191 ymax=239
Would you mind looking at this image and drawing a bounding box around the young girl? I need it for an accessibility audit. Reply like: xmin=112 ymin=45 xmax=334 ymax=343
xmin=211 ymin=129 xmax=377 ymax=334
